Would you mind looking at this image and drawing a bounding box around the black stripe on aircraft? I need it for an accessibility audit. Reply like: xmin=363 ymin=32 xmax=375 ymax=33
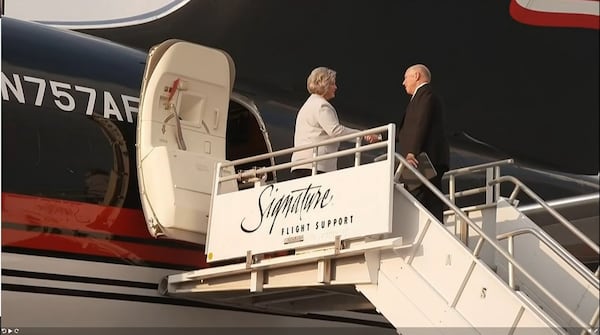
xmin=2 ymin=269 xmax=157 ymax=290
xmin=1 ymin=221 xmax=202 ymax=250
xmin=2 ymin=247 xmax=198 ymax=271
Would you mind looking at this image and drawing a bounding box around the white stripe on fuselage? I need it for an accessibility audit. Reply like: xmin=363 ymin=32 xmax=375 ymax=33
xmin=1 ymin=253 xmax=394 ymax=330
xmin=3 ymin=0 xmax=191 ymax=29
xmin=2 ymin=253 xmax=178 ymax=284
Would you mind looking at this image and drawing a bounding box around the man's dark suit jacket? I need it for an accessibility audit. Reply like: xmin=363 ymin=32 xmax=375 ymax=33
xmin=397 ymin=83 xmax=450 ymax=173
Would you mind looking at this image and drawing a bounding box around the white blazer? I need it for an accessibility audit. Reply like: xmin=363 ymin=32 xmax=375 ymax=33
xmin=291 ymin=94 xmax=359 ymax=172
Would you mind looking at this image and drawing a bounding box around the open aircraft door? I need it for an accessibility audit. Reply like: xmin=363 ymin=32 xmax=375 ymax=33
xmin=136 ymin=40 xmax=235 ymax=244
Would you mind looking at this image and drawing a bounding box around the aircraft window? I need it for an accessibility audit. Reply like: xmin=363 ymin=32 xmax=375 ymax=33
xmin=2 ymin=105 xmax=128 ymax=206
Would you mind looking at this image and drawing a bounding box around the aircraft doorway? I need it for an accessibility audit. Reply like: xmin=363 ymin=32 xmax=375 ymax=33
xmin=226 ymin=93 xmax=276 ymax=184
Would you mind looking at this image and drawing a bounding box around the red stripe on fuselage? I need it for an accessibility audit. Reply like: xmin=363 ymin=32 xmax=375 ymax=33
xmin=510 ymin=0 xmax=600 ymax=30
xmin=3 ymin=193 xmax=152 ymax=239
xmin=1 ymin=192 xmax=208 ymax=269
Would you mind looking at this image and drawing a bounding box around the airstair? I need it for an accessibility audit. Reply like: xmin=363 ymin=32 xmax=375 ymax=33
xmin=162 ymin=124 xmax=599 ymax=335
xmin=136 ymin=40 xmax=598 ymax=334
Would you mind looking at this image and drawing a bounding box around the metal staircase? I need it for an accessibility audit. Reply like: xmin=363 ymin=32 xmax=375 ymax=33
xmin=161 ymin=125 xmax=599 ymax=334
xmin=445 ymin=162 xmax=599 ymax=334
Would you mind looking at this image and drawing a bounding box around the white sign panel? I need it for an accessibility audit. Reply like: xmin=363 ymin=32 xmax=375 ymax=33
xmin=206 ymin=160 xmax=393 ymax=262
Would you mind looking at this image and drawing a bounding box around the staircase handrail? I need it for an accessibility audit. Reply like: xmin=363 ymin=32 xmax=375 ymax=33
xmin=489 ymin=175 xmax=600 ymax=256
xmin=217 ymin=124 xmax=394 ymax=182
xmin=497 ymin=227 xmax=599 ymax=290
xmin=444 ymin=159 xmax=514 ymax=204
xmin=445 ymin=159 xmax=514 ymax=177
xmin=387 ymin=152 xmax=596 ymax=334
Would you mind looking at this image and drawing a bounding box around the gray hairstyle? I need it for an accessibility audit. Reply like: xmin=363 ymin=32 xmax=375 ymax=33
xmin=408 ymin=64 xmax=432 ymax=82
xmin=307 ymin=67 xmax=337 ymax=95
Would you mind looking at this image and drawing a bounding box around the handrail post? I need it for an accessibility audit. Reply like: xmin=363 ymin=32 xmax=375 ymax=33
xmin=449 ymin=175 xmax=456 ymax=205
xmin=508 ymin=235 xmax=515 ymax=289
xmin=459 ymin=171 xmax=469 ymax=244
xmin=582 ymin=308 xmax=599 ymax=335
xmin=509 ymin=185 xmax=520 ymax=205
xmin=479 ymin=167 xmax=498 ymax=267
xmin=493 ymin=166 xmax=501 ymax=202
xmin=449 ymin=175 xmax=458 ymax=236
xmin=311 ymin=147 xmax=318 ymax=175
xmin=486 ymin=167 xmax=494 ymax=206
xmin=354 ymin=136 xmax=362 ymax=167
xmin=387 ymin=124 xmax=396 ymax=181
xmin=460 ymin=216 xmax=469 ymax=245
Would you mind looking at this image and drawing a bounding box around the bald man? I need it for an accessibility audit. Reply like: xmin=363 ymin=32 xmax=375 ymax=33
xmin=398 ymin=64 xmax=450 ymax=223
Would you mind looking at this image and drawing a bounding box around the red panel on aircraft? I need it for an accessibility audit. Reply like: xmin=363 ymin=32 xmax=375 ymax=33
xmin=510 ymin=0 xmax=600 ymax=30
xmin=1 ymin=192 xmax=208 ymax=269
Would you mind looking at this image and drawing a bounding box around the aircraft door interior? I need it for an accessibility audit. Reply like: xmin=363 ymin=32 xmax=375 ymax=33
xmin=136 ymin=40 xmax=235 ymax=245
xmin=136 ymin=40 xmax=275 ymax=246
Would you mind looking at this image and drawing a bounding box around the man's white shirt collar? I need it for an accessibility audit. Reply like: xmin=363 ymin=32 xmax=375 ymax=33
xmin=411 ymin=82 xmax=429 ymax=100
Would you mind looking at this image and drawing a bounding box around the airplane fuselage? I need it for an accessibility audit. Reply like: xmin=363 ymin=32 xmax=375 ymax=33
xmin=1 ymin=10 xmax=598 ymax=331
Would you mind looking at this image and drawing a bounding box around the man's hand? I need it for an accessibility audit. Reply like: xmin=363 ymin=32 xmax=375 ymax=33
xmin=363 ymin=134 xmax=382 ymax=144
xmin=406 ymin=153 xmax=419 ymax=168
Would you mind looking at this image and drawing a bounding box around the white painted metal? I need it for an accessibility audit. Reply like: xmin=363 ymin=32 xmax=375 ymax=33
xmin=136 ymin=40 xmax=234 ymax=244
xmin=370 ymin=186 xmax=566 ymax=333
xmin=166 ymin=138 xmax=597 ymax=332
xmin=2 ymin=253 xmax=402 ymax=332
xmin=167 ymin=181 xmax=569 ymax=333
xmin=5 ymin=0 xmax=192 ymax=29
xmin=207 ymin=160 xmax=394 ymax=262
xmin=495 ymin=198 xmax=600 ymax=332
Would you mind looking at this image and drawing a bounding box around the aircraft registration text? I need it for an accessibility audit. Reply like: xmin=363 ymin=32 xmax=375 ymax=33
xmin=1 ymin=72 xmax=139 ymax=123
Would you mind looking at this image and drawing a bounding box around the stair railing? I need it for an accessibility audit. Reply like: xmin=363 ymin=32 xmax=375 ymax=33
xmin=496 ymin=227 xmax=598 ymax=290
xmin=490 ymin=175 xmax=600 ymax=335
xmin=444 ymin=159 xmax=514 ymax=242
xmin=391 ymin=153 xmax=597 ymax=334
xmin=489 ymin=175 xmax=599 ymax=257
xmin=216 ymin=124 xmax=394 ymax=185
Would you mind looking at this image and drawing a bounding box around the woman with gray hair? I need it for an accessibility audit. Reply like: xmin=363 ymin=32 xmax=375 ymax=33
xmin=290 ymin=66 xmax=378 ymax=178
